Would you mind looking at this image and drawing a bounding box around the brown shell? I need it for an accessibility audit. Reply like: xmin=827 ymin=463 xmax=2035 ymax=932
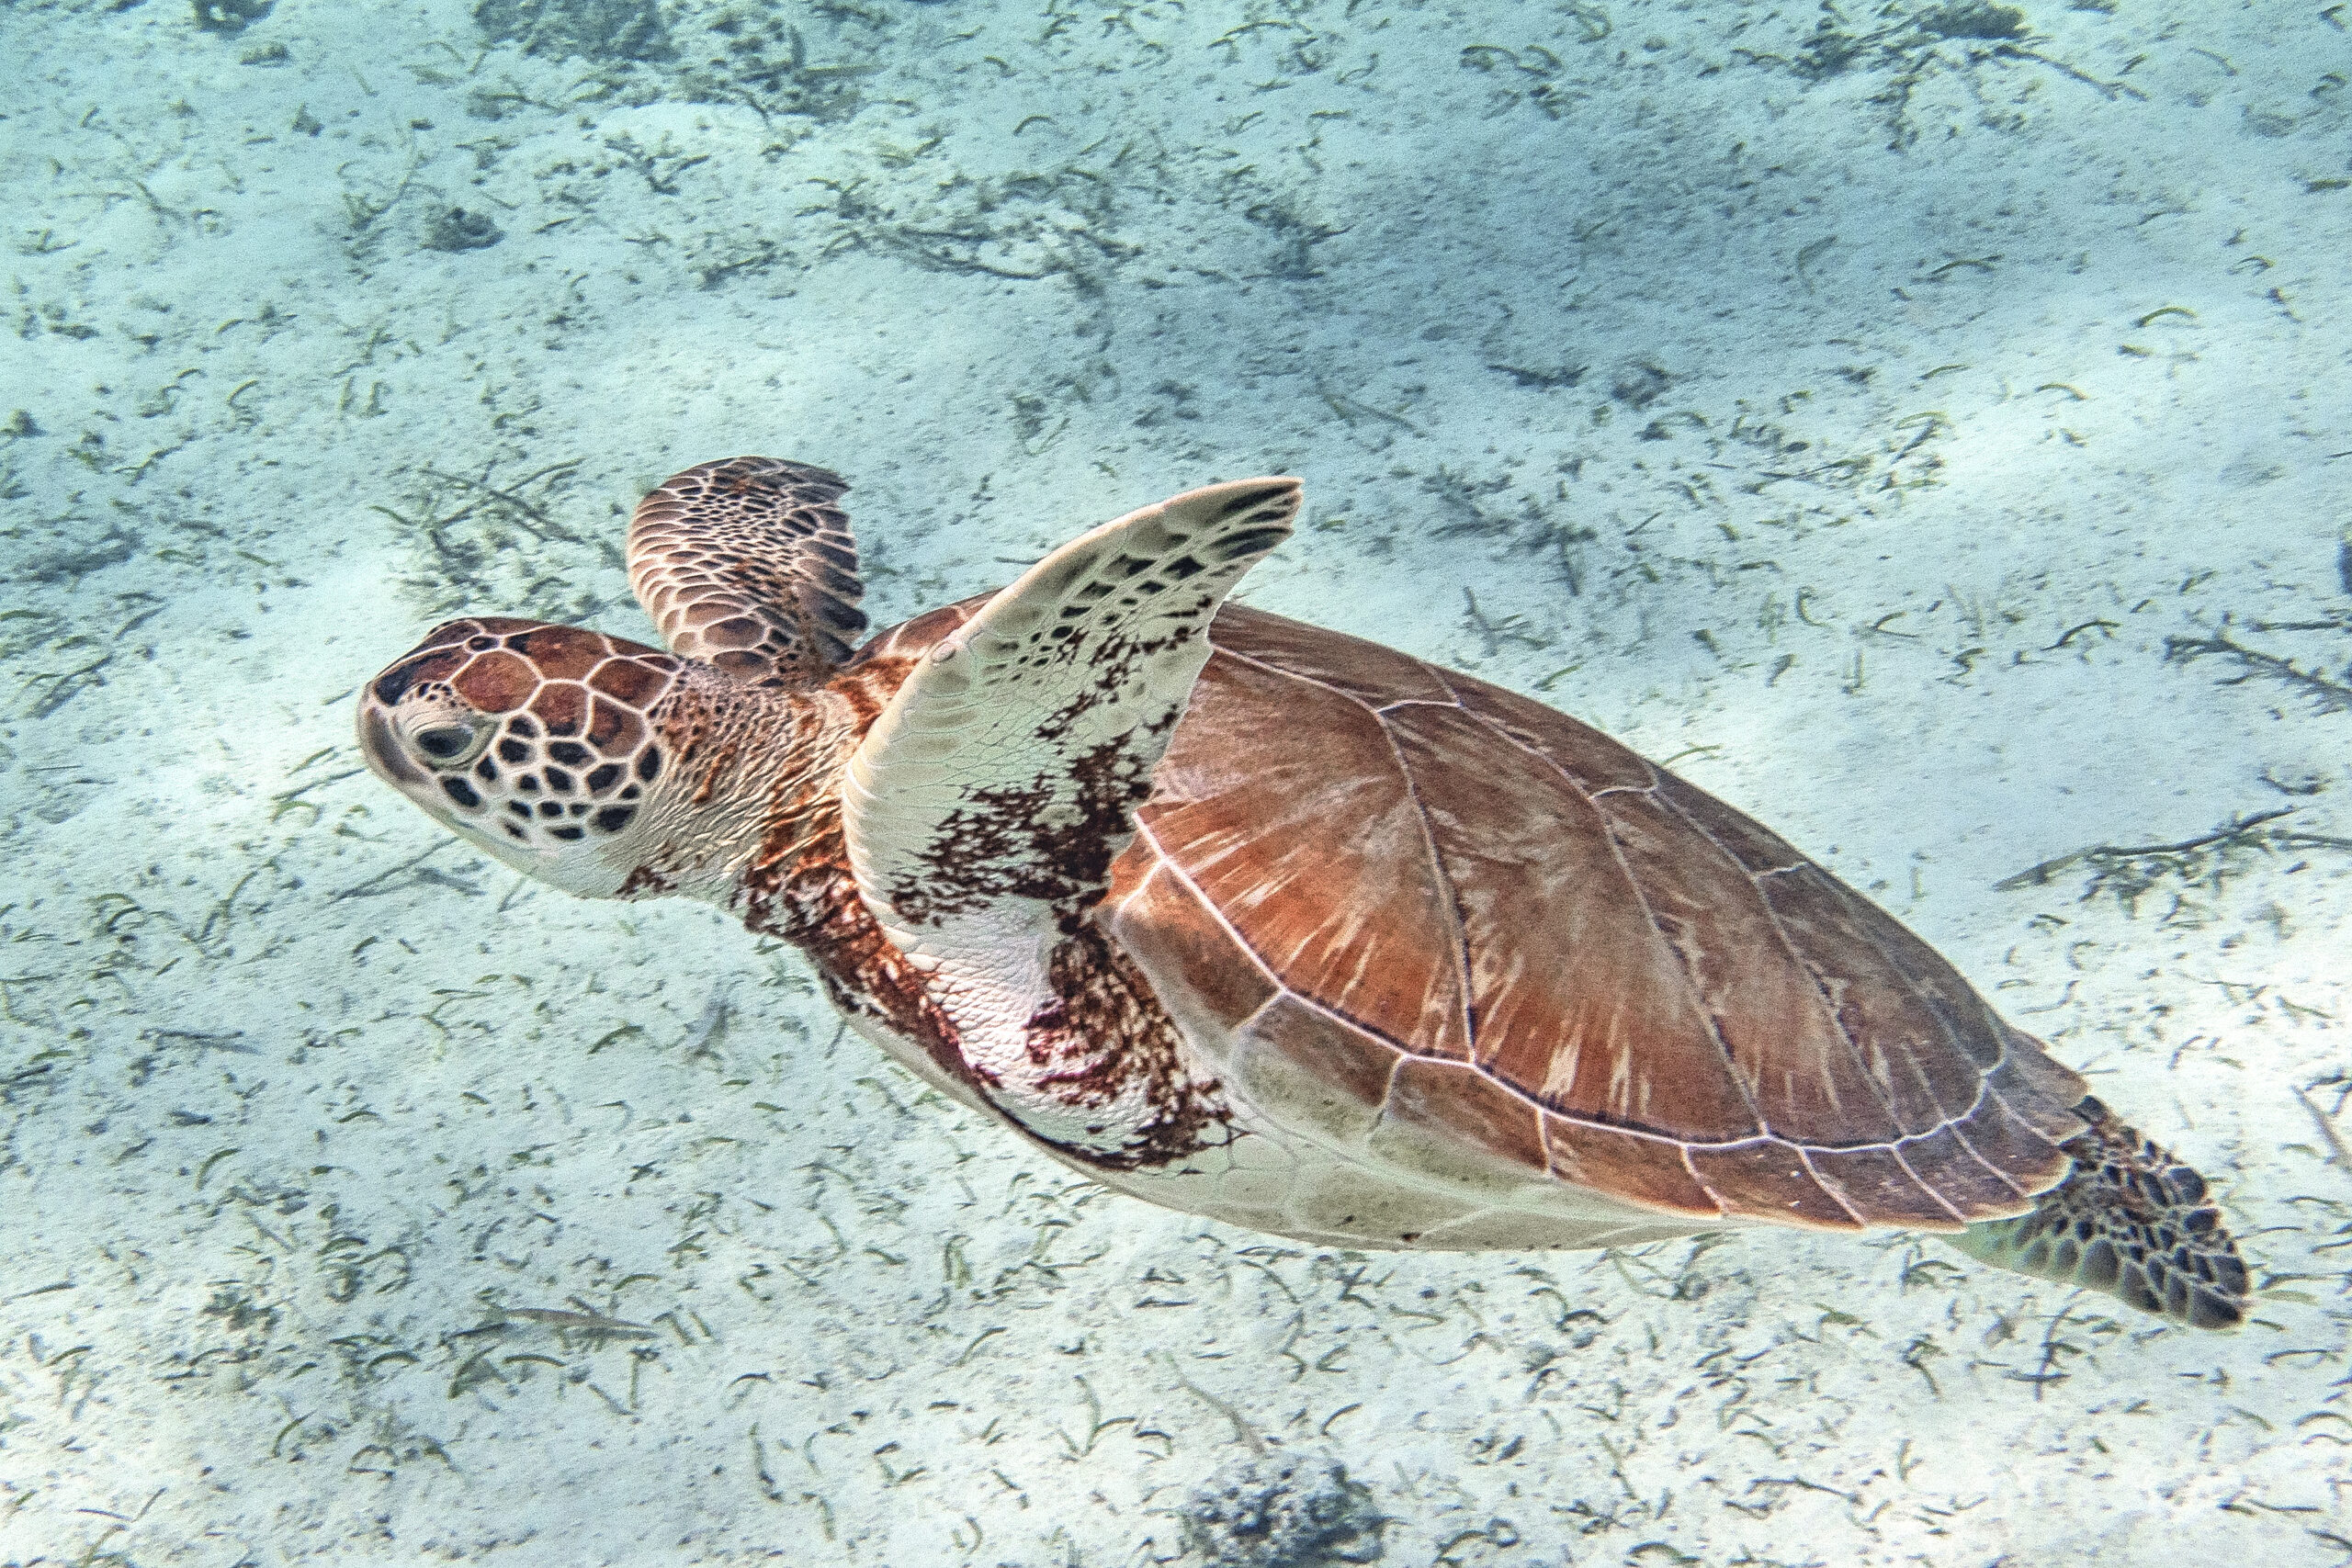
xmin=1102 ymin=605 xmax=2090 ymax=1234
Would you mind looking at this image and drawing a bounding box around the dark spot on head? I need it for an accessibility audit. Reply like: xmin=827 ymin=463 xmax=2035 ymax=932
xmin=373 ymin=649 xmax=462 ymax=705
xmin=467 ymin=635 xmax=497 ymax=651
xmin=619 ymin=784 xmax=640 ymax=801
xmin=504 ymin=823 xmax=527 ymax=840
xmin=507 ymin=801 xmax=531 ymax=819
xmin=586 ymin=762 xmax=624 ymax=793
xmin=537 ymin=801 xmax=564 ymax=818
xmin=567 ymin=801 xmax=589 ymax=817
xmin=474 ymin=757 xmax=498 ymax=783
xmin=636 ymin=748 xmax=662 ymax=783
xmin=507 ymin=715 xmax=538 ymax=739
xmin=549 ymin=825 xmax=585 ymax=841
xmin=544 ymin=766 xmax=574 ymax=794
xmin=441 ymin=776 xmax=482 ymax=809
xmin=497 ymin=738 xmax=530 ymax=764
xmin=548 ymin=740 xmax=592 ymax=767
xmin=592 ymin=806 xmax=637 ymax=833
xmin=516 ymin=773 xmax=541 ymax=795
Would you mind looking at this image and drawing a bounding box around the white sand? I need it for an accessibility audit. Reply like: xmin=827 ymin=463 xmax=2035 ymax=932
xmin=3 ymin=0 xmax=2348 ymax=1562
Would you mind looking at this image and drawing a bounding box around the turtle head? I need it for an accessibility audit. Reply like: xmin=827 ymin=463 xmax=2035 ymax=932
xmin=357 ymin=617 xmax=686 ymax=898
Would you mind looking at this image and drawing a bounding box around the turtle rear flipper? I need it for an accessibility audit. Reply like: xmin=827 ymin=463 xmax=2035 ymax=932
xmin=1950 ymin=1096 xmax=2250 ymax=1330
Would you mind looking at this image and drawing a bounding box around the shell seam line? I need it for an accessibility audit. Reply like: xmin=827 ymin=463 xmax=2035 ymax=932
xmin=1449 ymin=696 xmax=1770 ymax=1144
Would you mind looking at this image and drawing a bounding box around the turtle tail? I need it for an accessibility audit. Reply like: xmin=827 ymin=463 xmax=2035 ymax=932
xmin=1948 ymin=1096 xmax=2251 ymax=1331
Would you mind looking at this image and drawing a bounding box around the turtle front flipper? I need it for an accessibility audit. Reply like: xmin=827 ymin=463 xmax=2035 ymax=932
xmin=840 ymin=477 xmax=1301 ymax=1162
xmin=1949 ymin=1096 xmax=2251 ymax=1329
xmin=628 ymin=457 xmax=869 ymax=684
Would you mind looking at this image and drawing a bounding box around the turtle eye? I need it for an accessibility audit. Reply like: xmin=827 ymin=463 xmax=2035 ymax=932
xmin=415 ymin=725 xmax=474 ymax=760
xmin=398 ymin=711 xmax=494 ymax=769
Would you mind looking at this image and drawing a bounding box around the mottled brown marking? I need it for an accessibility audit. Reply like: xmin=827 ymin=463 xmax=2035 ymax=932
xmin=1034 ymin=924 xmax=1231 ymax=1169
xmin=693 ymin=735 xmax=744 ymax=807
xmin=616 ymin=863 xmax=676 ymax=899
xmin=373 ymin=647 xmax=463 ymax=705
xmin=725 ymin=669 xmax=976 ymax=1095
xmin=895 ymin=732 xmax=1157 ymax=930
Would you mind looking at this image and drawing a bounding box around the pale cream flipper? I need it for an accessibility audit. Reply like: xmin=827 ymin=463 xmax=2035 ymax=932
xmin=841 ymin=478 xmax=1300 ymax=1161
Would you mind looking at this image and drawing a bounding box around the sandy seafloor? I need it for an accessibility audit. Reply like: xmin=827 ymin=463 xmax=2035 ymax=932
xmin=3 ymin=0 xmax=2350 ymax=1562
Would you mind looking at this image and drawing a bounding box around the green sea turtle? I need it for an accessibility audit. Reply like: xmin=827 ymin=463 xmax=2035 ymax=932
xmin=358 ymin=457 xmax=2250 ymax=1329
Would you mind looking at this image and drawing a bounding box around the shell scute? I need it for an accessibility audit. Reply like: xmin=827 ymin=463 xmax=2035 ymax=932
xmin=1140 ymin=653 xmax=1471 ymax=1059
xmin=1105 ymin=861 xmax=1279 ymax=1042
xmin=1685 ymin=1139 xmax=1865 ymax=1230
xmin=1213 ymin=605 xmax=1456 ymax=708
xmin=1541 ymin=1113 xmax=1722 ymax=1218
xmin=1885 ymin=1122 xmax=2027 ymax=1213
xmin=1227 ymin=998 xmax=1393 ymax=1146
xmin=1379 ymin=698 xmax=1760 ymax=1138
xmin=1601 ymin=784 xmax=1906 ymax=1145
xmin=1446 ymin=677 xmax=1658 ymax=795
xmin=1377 ymin=1059 xmax=1548 ymax=1175
xmin=1804 ymin=1143 xmax=1967 ymax=1229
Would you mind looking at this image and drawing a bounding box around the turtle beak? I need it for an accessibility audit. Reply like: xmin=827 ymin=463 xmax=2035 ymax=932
xmin=358 ymin=704 xmax=428 ymax=786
